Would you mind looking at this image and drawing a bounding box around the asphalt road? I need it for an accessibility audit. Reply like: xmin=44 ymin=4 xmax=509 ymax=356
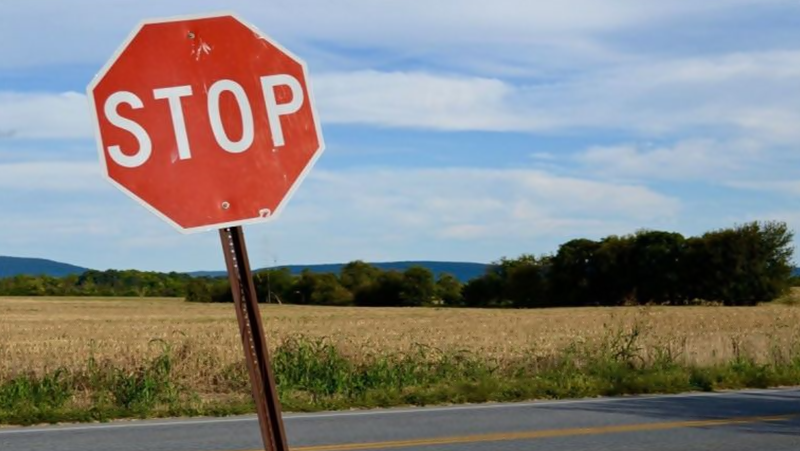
xmin=1 ymin=389 xmax=799 ymax=451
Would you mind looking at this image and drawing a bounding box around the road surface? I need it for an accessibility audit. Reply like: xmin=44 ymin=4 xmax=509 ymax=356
xmin=1 ymin=388 xmax=798 ymax=451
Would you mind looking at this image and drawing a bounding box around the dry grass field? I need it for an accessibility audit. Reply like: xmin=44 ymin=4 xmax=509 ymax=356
xmin=3 ymin=295 xmax=800 ymax=391
xmin=3 ymin=295 xmax=800 ymax=424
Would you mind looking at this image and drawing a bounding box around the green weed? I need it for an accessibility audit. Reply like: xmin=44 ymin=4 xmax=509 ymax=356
xmin=2 ymin=329 xmax=800 ymax=426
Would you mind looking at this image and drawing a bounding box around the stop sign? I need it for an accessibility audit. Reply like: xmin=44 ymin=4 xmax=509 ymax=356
xmin=87 ymin=13 xmax=324 ymax=233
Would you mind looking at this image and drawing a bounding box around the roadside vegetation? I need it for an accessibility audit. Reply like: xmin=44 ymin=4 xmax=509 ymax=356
xmin=1 ymin=298 xmax=800 ymax=425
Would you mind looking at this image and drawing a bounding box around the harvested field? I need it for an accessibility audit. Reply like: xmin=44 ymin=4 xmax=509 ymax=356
xmin=3 ymin=295 xmax=800 ymax=424
xmin=3 ymin=296 xmax=800 ymax=386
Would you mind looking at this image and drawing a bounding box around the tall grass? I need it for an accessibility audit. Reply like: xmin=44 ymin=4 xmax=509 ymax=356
xmin=3 ymin=320 xmax=800 ymax=425
xmin=5 ymin=298 xmax=800 ymax=384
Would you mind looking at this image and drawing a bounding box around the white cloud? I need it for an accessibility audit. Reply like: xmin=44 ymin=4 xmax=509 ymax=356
xmin=726 ymin=108 xmax=800 ymax=143
xmin=643 ymin=51 xmax=800 ymax=84
xmin=0 ymin=92 xmax=91 ymax=139
xmin=3 ymin=1 xmax=798 ymax=271
xmin=9 ymin=49 xmax=800 ymax=139
xmin=728 ymin=181 xmax=800 ymax=197
xmin=0 ymin=72 xmax=540 ymax=140
xmin=287 ymin=167 xmax=680 ymax=241
xmin=0 ymin=1 xmax=788 ymax=69
xmin=575 ymin=139 xmax=765 ymax=182
xmin=0 ymin=216 xmax=115 ymax=239
xmin=241 ymin=167 xmax=681 ymax=266
xmin=521 ymin=51 xmax=800 ymax=141
xmin=315 ymin=71 xmax=549 ymax=131
xmin=0 ymin=161 xmax=103 ymax=191
xmin=0 ymin=164 xmax=681 ymax=270
xmin=0 ymin=185 xmax=218 ymax=271
xmin=317 ymin=51 xmax=800 ymax=137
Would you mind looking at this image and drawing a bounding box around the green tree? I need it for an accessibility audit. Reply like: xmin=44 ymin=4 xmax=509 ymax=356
xmin=185 ymin=278 xmax=212 ymax=303
xmin=254 ymin=268 xmax=295 ymax=304
xmin=291 ymin=271 xmax=353 ymax=306
xmin=592 ymin=235 xmax=635 ymax=306
xmin=630 ymin=230 xmax=685 ymax=305
xmin=461 ymin=269 xmax=503 ymax=307
xmin=435 ymin=273 xmax=463 ymax=306
xmin=354 ymin=271 xmax=405 ymax=307
xmin=503 ymin=255 xmax=551 ymax=308
xmin=209 ymin=279 xmax=234 ymax=303
xmin=400 ymin=266 xmax=435 ymax=306
xmin=310 ymin=273 xmax=353 ymax=306
xmin=550 ymin=239 xmax=601 ymax=306
xmin=291 ymin=270 xmax=317 ymax=305
xmin=686 ymin=221 xmax=794 ymax=305
xmin=340 ymin=261 xmax=380 ymax=294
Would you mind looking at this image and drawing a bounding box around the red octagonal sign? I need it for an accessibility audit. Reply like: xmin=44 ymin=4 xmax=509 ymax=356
xmin=87 ymin=13 xmax=324 ymax=233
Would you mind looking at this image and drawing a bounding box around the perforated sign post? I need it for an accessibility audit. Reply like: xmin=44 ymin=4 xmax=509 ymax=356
xmin=87 ymin=12 xmax=324 ymax=451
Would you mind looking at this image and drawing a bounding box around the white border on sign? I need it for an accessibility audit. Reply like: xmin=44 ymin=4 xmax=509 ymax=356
xmin=86 ymin=11 xmax=326 ymax=234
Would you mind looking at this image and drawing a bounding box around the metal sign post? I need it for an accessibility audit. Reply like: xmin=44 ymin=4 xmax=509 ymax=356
xmin=220 ymin=226 xmax=289 ymax=451
xmin=88 ymin=13 xmax=325 ymax=451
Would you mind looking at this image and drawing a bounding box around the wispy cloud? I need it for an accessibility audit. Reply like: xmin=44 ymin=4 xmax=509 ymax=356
xmin=0 ymin=1 xmax=792 ymax=70
xmin=290 ymin=167 xmax=680 ymax=239
xmin=8 ymin=49 xmax=800 ymax=140
xmin=315 ymin=71 xmax=549 ymax=131
xmin=575 ymin=139 xmax=765 ymax=182
xmin=0 ymin=165 xmax=680 ymax=269
xmin=728 ymin=181 xmax=800 ymax=197
xmin=2 ymin=0 xmax=798 ymax=271
xmin=245 ymin=166 xmax=682 ymax=266
xmin=317 ymin=51 xmax=800 ymax=136
xmin=0 ymin=161 xmax=103 ymax=191
xmin=0 ymin=92 xmax=90 ymax=139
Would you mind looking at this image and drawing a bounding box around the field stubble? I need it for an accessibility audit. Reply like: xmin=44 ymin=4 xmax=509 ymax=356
xmin=3 ymin=296 xmax=800 ymax=425
xmin=3 ymin=296 xmax=800 ymax=391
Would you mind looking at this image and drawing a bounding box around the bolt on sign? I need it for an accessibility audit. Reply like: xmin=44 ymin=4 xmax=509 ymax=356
xmin=87 ymin=12 xmax=324 ymax=451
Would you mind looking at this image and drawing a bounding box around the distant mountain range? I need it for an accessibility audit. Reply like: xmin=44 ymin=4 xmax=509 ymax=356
xmin=0 ymin=256 xmax=489 ymax=282
xmin=4 ymin=255 xmax=799 ymax=283
xmin=191 ymin=261 xmax=489 ymax=281
xmin=0 ymin=256 xmax=89 ymax=278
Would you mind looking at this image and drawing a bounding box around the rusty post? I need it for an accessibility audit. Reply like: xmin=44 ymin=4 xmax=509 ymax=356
xmin=220 ymin=226 xmax=289 ymax=451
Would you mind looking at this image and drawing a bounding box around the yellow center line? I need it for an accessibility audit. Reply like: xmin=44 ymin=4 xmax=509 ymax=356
xmin=265 ymin=414 xmax=798 ymax=451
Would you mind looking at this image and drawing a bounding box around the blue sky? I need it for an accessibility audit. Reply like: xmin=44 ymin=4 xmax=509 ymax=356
xmin=1 ymin=1 xmax=800 ymax=272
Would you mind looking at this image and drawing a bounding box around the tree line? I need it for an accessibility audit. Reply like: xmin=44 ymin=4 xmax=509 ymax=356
xmin=0 ymin=221 xmax=794 ymax=307
xmin=183 ymin=262 xmax=463 ymax=306
xmin=0 ymin=270 xmax=191 ymax=297
xmin=462 ymin=221 xmax=794 ymax=307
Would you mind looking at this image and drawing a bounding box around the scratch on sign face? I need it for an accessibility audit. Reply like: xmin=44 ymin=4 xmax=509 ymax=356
xmin=193 ymin=41 xmax=213 ymax=61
